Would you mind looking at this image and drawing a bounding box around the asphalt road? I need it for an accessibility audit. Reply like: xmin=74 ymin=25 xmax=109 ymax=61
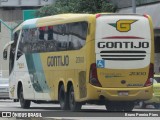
xmin=0 ymin=99 xmax=160 ymax=120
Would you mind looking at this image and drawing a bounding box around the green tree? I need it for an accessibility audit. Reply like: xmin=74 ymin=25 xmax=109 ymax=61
xmin=35 ymin=0 xmax=116 ymax=17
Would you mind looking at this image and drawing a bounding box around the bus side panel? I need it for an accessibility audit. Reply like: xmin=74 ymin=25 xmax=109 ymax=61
xmin=67 ymin=50 xmax=87 ymax=101
xmin=13 ymin=52 xmax=53 ymax=101
xmin=13 ymin=54 xmax=35 ymax=99
xmin=85 ymin=16 xmax=97 ymax=101
xmin=40 ymin=47 xmax=88 ymax=101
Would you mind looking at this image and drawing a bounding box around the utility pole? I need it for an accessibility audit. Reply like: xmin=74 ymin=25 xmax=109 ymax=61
xmin=132 ymin=0 xmax=136 ymax=13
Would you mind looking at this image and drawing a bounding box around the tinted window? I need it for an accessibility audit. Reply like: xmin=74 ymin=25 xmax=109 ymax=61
xmin=10 ymin=31 xmax=20 ymax=73
xmin=68 ymin=22 xmax=88 ymax=50
xmin=19 ymin=21 xmax=88 ymax=53
xmin=52 ymin=24 xmax=68 ymax=51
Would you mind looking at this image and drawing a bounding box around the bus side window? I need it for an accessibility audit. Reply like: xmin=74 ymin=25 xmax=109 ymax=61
xmin=48 ymin=26 xmax=53 ymax=40
xmin=9 ymin=44 xmax=15 ymax=74
xmin=21 ymin=29 xmax=32 ymax=53
xmin=56 ymin=24 xmax=68 ymax=51
xmin=39 ymin=27 xmax=45 ymax=40
xmin=68 ymin=21 xmax=88 ymax=50
xmin=16 ymin=30 xmax=24 ymax=60
xmin=9 ymin=31 xmax=19 ymax=74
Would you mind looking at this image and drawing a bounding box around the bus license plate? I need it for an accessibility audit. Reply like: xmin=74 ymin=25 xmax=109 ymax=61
xmin=118 ymin=91 xmax=128 ymax=96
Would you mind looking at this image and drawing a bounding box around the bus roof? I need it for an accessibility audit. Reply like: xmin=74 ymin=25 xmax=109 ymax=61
xmin=15 ymin=13 xmax=146 ymax=31
xmin=21 ymin=13 xmax=93 ymax=30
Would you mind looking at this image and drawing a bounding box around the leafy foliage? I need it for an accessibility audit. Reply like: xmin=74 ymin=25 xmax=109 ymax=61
xmin=35 ymin=0 xmax=116 ymax=17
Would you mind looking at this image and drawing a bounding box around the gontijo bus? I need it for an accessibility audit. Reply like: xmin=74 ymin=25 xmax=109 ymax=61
xmin=3 ymin=13 xmax=154 ymax=111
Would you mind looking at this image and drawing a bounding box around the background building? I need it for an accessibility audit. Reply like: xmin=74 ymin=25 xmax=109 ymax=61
xmin=110 ymin=0 xmax=160 ymax=8
xmin=0 ymin=0 xmax=56 ymax=77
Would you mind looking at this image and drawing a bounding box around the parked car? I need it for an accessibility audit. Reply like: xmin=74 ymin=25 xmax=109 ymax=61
xmin=138 ymin=74 xmax=160 ymax=109
xmin=0 ymin=77 xmax=9 ymax=99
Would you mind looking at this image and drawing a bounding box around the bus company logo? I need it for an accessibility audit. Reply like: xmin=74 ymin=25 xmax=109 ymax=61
xmin=109 ymin=20 xmax=137 ymax=32
xmin=17 ymin=62 xmax=24 ymax=69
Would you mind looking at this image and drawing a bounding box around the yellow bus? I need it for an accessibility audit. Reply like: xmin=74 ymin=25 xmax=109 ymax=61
xmin=3 ymin=13 xmax=154 ymax=111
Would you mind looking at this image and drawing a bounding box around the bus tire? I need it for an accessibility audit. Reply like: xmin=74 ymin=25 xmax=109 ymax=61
xmin=105 ymin=101 xmax=134 ymax=111
xmin=139 ymin=101 xmax=146 ymax=109
xmin=59 ymin=84 xmax=69 ymax=110
xmin=105 ymin=105 xmax=116 ymax=111
xmin=69 ymin=86 xmax=82 ymax=111
xmin=19 ymin=87 xmax=31 ymax=109
xmin=105 ymin=101 xmax=120 ymax=111
xmin=123 ymin=102 xmax=134 ymax=111
xmin=154 ymin=103 xmax=160 ymax=109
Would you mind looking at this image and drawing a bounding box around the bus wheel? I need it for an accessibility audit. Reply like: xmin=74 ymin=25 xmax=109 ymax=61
xmin=105 ymin=105 xmax=116 ymax=111
xmin=105 ymin=101 xmax=134 ymax=111
xmin=105 ymin=101 xmax=121 ymax=111
xmin=123 ymin=102 xmax=134 ymax=111
xmin=19 ymin=87 xmax=31 ymax=109
xmin=69 ymin=86 xmax=82 ymax=111
xmin=139 ymin=101 xmax=146 ymax=109
xmin=154 ymin=103 xmax=160 ymax=109
xmin=59 ymin=84 xmax=69 ymax=110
